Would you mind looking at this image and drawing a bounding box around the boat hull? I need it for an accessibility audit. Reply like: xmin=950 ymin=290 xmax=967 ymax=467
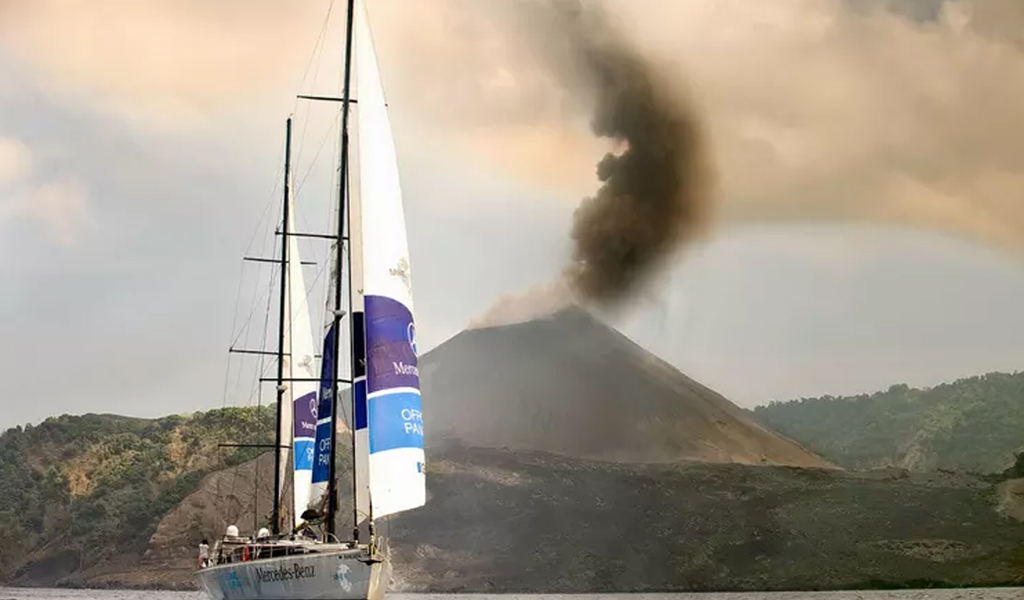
xmin=196 ymin=549 xmax=391 ymax=600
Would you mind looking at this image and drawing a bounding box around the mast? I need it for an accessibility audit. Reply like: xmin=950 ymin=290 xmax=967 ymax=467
xmin=327 ymin=0 xmax=357 ymax=540
xmin=272 ymin=116 xmax=294 ymax=536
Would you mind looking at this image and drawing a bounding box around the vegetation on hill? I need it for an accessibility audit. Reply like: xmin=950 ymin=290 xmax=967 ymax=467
xmin=0 ymin=407 xmax=274 ymax=580
xmin=751 ymin=371 xmax=1024 ymax=473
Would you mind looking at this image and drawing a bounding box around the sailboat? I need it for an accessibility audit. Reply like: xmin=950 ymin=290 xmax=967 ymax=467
xmin=196 ymin=1 xmax=425 ymax=598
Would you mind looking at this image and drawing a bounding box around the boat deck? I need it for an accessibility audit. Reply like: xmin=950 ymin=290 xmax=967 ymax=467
xmin=212 ymin=536 xmax=359 ymax=566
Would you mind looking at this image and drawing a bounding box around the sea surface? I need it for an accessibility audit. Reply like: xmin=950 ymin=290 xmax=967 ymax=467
xmin=1 ymin=591 xmax=1023 ymax=600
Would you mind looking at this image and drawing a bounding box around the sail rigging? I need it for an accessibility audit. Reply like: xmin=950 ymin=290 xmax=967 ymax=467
xmin=199 ymin=2 xmax=426 ymax=596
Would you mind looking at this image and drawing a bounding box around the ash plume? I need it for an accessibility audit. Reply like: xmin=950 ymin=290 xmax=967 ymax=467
xmin=553 ymin=0 xmax=712 ymax=305
xmin=470 ymin=0 xmax=714 ymax=328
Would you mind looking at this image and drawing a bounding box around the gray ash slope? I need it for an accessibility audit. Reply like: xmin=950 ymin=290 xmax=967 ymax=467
xmin=386 ymin=447 xmax=1024 ymax=592
xmin=418 ymin=305 xmax=831 ymax=468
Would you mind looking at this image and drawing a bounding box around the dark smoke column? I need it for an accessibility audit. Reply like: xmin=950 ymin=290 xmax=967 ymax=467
xmin=543 ymin=0 xmax=714 ymax=306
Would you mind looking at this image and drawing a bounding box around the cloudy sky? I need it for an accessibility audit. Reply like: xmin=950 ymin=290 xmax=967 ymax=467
xmin=2 ymin=0 xmax=1023 ymax=430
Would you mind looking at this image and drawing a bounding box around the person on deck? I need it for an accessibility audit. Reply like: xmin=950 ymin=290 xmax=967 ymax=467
xmin=198 ymin=539 xmax=210 ymax=568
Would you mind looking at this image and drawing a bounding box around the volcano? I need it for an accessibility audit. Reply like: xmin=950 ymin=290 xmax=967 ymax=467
xmin=419 ymin=305 xmax=831 ymax=468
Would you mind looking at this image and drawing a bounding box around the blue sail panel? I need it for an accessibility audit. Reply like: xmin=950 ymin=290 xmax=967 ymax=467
xmin=367 ymin=390 xmax=423 ymax=453
xmin=364 ymin=294 xmax=424 ymax=518
xmin=364 ymin=295 xmax=419 ymax=395
xmin=309 ymin=322 xmax=337 ymax=498
xmin=292 ymin=389 xmax=318 ymax=473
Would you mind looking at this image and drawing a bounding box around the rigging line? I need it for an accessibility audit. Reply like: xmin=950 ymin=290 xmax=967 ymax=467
xmin=223 ymin=206 xmax=276 ymax=406
xmin=293 ymin=243 xmax=332 ymax=317
xmin=223 ymin=167 xmax=284 ymax=404
xmin=293 ymin=0 xmax=337 ymax=171
xmin=244 ymin=263 xmax=281 ymax=408
xmin=293 ymin=0 xmax=345 ymax=272
xmin=243 ymin=261 xmax=280 ymax=409
xmin=293 ymin=114 xmax=343 ymax=271
xmin=294 ymin=0 xmax=337 ymax=114
xmin=240 ymin=156 xmax=284 ymax=263
xmin=221 ymin=197 xmax=279 ymax=529
xmin=233 ymin=240 xmax=280 ymax=407
xmin=220 ymin=280 xmax=243 ymax=410
xmin=225 ymin=171 xmax=283 ymax=352
xmin=226 ymin=267 xmax=275 ymax=519
xmin=229 ymin=266 xmax=276 ymax=352
xmin=248 ymin=277 xmax=276 ymax=529
xmin=228 ymin=203 xmax=284 ymax=352
xmin=293 ymin=104 xmax=341 ymax=288
xmin=296 ymin=112 xmax=342 ymax=195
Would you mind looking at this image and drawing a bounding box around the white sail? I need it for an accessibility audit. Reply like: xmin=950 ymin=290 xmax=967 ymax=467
xmin=354 ymin=0 xmax=426 ymax=520
xmin=286 ymin=200 xmax=320 ymax=531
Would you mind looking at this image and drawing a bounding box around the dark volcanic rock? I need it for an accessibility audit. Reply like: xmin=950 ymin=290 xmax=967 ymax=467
xmin=119 ymin=443 xmax=1024 ymax=592
xmin=386 ymin=446 xmax=1024 ymax=592
xmin=421 ymin=305 xmax=831 ymax=468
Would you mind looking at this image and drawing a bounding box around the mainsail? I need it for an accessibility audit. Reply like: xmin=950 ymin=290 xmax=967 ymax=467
xmin=285 ymin=197 xmax=320 ymax=531
xmin=354 ymin=0 xmax=426 ymax=519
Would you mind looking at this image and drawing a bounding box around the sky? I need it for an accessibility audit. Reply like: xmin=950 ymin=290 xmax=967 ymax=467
xmin=1 ymin=0 xmax=1023 ymax=429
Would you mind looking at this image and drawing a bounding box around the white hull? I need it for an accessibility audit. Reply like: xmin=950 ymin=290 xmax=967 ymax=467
xmin=196 ymin=548 xmax=391 ymax=600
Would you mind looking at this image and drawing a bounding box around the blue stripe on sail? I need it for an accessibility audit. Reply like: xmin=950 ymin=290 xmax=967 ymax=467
xmin=367 ymin=390 xmax=424 ymax=454
xmin=294 ymin=438 xmax=315 ymax=471
xmin=311 ymin=322 xmax=337 ymax=486
xmin=364 ymin=295 xmax=419 ymax=395
xmin=354 ymin=379 xmax=368 ymax=431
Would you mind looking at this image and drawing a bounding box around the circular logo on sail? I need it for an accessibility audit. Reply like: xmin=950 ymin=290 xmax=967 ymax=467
xmin=310 ymin=398 xmax=318 ymax=421
xmin=407 ymin=322 xmax=417 ymax=356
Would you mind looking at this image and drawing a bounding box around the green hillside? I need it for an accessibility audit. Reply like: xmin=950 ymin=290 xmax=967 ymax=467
xmin=0 ymin=407 xmax=274 ymax=580
xmin=751 ymin=371 xmax=1024 ymax=473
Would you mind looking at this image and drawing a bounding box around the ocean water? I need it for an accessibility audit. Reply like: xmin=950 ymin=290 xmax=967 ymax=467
xmin=0 ymin=590 xmax=1022 ymax=600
